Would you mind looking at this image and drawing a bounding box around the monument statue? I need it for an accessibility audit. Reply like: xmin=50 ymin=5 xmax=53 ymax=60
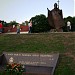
xmin=47 ymin=3 xmax=65 ymax=32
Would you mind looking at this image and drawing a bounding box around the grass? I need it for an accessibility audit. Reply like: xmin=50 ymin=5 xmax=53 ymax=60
xmin=0 ymin=32 xmax=75 ymax=75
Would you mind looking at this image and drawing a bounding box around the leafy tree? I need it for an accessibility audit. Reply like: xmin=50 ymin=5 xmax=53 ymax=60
xmin=71 ymin=17 xmax=75 ymax=31
xmin=64 ymin=16 xmax=73 ymax=23
xmin=30 ymin=14 xmax=50 ymax=33
xmin=22 ymin=22 xmax=25 ymax=25
xmin=9 ymin=20 xmax=18 ymax=26
xmin=64 ymin=16 xmax=75 ymax=31
xmin=22 ymin=21 xmax=29 ymax=25
xmin=0 ymin=20 xmax=8 ymax=27
xmin=25 ymin=21 xmax=29 ymax=26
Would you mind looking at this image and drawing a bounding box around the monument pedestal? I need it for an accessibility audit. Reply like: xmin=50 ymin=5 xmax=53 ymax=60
xmin=50 ymin=29 xmax=63 ymax=32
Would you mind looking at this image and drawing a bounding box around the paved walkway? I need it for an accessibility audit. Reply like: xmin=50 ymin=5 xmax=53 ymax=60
xmin=3 ymin=32 xmax=75 ymax=34
xmin=4 ymin=31 xmax=28 ymax=34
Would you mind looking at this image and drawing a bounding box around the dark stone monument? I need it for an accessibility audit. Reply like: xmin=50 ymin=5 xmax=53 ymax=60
xmin=0 ymin=52 xmax=59 ymax=75
xmin=47 ymin=3 xmax=65 ymax=32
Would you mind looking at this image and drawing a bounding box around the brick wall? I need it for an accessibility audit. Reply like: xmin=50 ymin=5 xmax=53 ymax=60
xmin=3 ymin=25 xmax=29 ymax=33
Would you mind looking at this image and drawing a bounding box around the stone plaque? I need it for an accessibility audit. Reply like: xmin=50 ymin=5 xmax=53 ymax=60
xmin=0 ymin=52 xmax=59 ymax=75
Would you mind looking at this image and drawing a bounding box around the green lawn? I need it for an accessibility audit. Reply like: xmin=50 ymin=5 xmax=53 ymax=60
xmin=0 ymin=32 xmax=75 ymax=75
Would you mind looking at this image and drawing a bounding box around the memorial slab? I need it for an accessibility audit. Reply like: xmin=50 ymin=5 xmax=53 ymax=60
xmin=0 ymin=52 xmax=59 ymax=75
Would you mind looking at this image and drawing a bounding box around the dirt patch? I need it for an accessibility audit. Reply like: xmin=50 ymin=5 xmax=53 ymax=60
xmin=64 ymin=52 xmax=75 ymax=61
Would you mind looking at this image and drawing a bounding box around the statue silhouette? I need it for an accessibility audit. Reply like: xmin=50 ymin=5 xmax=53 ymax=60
xmin=47 ymin=3 xmax=65 ymax=32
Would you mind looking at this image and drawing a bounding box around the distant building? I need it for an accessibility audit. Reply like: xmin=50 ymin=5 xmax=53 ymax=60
xmin=3 ymin=25 xmax=29 ymax=33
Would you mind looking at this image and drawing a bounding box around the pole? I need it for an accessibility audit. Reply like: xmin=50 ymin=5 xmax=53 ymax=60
xmin=57 ymin=0 xmax=60 ymax=9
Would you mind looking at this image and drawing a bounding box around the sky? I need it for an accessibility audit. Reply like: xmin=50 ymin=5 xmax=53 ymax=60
xmin=0 ymin=0 xmax=74 ymax=23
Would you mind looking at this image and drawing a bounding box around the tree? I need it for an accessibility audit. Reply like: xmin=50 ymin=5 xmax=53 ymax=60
xmin=25 ymin=21 xmax=29 ymax=26
xmin=71 ymin=17 xmax=75 ymax=31
xmin=1 ymin=20 xmax=8 ymax=27
xmin=22 ymin=22 xmax=25 ymax=25
xmin=30 ymin=14 xmax=50 ymax=33
xmin=64 ymin=16 xmax=75 ymax=31
xmin=22 ymin=21 xmax=29 ymax=25
xmin=9 ymin=20 xmax=18 ymax=26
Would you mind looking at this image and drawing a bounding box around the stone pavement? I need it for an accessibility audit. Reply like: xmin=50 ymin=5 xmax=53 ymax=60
xmin=4 ymin=31 xmax=28 ymax=34
xmin=2 ymin=32 xmax=75 ymax=35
